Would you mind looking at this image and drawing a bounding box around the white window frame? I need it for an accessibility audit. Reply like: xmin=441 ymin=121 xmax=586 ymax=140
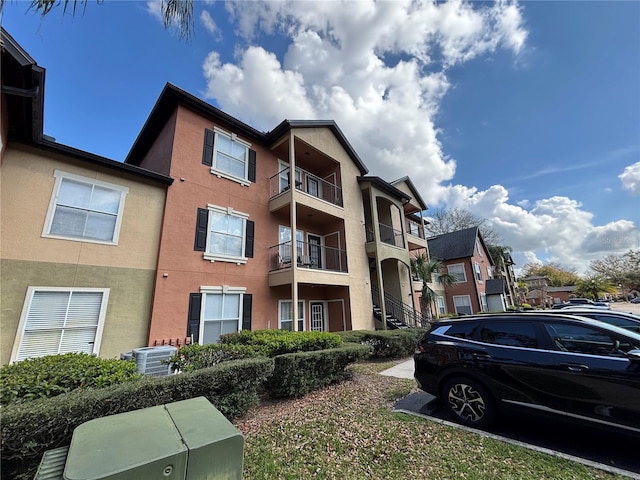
xmin=11 ymin=287 xmax=109 ymax=363
xmin=453 ymin=295 xmax=473 ymax=315
xmin=210 ymin=127 xmax=252 ymax=186
xmin=474 ymin=262 xmax=483 ymax=282
xmin=278 ymin=300 xmax=305 ymax=331
xmin=204 ymin=204 xmax=249 ymax=264
xmin=476 ymin=238 xmax=483 ymax=256
xmin=480 ymin=293 xmax=488 ymax=312
xmin=487 ymin=267 xmax=493 ymax=280
xmin=436 ymin=296 xmax=446 ymax=315
xmin=42 ymin=170 xmax=128 ymax=245
xmin=447 ymin=263 xmax=467 ymax=283
xmin=199 ymin=286 xmax=246 ymax=344
xmin=279 ymin=225 xmax=304 ymax=263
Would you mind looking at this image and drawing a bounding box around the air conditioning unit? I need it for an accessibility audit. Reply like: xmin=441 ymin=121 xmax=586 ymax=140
xmin=132 ymin=346 xmax=177 ymax=376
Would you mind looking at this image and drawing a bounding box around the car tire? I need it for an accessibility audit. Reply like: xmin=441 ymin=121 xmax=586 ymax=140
xmin=441 ymin=376 xmax=497 ymax=428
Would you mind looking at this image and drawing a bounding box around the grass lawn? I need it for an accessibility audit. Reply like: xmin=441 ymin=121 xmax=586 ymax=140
xmin=236 ymin=359 xmax=626 ymax=480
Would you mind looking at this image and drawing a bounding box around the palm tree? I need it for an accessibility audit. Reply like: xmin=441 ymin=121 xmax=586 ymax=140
xmin=410 ymin=253 xmax=456 ymax=322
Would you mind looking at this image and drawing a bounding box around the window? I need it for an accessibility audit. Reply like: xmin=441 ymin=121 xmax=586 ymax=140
xmin=200 ymin=287 xmax=246 ymax=344
xmin=487 ymin=267 xmax=493 ymax=280
xmin=480 ymin=322 xmax=538 ymax=348
xmin=11 ymin=287 xmax=109 ymax=362
xmin=474 ymin=262 xmax=483 ymax=282
xmin=194 ymin=205 xmax=253 ymax=263
xmin=436 ymin=296 xmax=446 ymax=315
xmin=43 ymin=170 xmax=128 ymax=244
xmin=545 ymin=322 xmax=639 ymax=356
xmin=480 ymin=293 xmax=488 ymax=311
xmin=202 ymin=128 xmax=256 ymax=185
xmin=453 ymin=295 xmax=472 ymax=315
xmin=476 ymin=238 xmax=483 ymax=256
xmin=279 ymin=300 xmax=305 ymax=331
xmin=448 ymin=263 xmax=467 ymax=283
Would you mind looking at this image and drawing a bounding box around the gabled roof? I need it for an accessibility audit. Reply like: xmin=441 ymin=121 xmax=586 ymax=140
xmin=427 ymin=226 xmax=493 ymax=264
xmin=125 ymin=83 xmax=368 ymax=175
xmin=485 ymin=278 xmax=506 ymax=296
xmin=390 ymin=176 xmax=428 ymax=211
xmin=357 ymin=176 xmax=410 ymax=202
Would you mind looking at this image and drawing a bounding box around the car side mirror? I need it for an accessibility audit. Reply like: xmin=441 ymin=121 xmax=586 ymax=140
xmin=627 ymin=349 xmax=640 ymax=363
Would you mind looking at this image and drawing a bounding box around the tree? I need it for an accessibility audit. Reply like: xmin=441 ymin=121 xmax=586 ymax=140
xmin=410 ymin=253 xmax=456 ymax=322
xmin=426 ymin=207 xmax=502 ymax=246
xmin=520 ymin=262 xmax=580 ymax=287
xmin=1 ymin=0 xmax=195 ymax=40
xmin=574 ymin=276 xmax=616 ymax=301
xmin=589 ymin=249 xmax=640 ymax=296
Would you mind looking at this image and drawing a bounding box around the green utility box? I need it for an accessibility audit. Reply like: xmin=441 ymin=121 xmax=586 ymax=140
xmin=60 ymin=397 xmax=243 ymax=480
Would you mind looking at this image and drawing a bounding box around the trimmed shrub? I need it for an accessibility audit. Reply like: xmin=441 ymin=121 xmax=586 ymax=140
xmin=266 ymin=344 xmax=371 ymax=398
xmin=220 ymin=329 xmax=343 ymax=356
xmin=1 ymin=357 xmax=274 ymax=480
xmin=336 ymin=330 xmax=418 ymax=358
xmin=0 ymin=353 xmax=140 ymax=405
xmin=167 ymin=342 xmax=261 ymax=372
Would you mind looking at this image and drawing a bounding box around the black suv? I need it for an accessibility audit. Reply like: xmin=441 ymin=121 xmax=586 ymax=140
xmin=414 ymin=313 xmax=640 ymax=433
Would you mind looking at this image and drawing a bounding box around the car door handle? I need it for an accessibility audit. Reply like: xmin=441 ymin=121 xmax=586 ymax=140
xmin=560 ymin=363 xmax=589 ymax=372
xmin=472 ymin=352 xmax=491 ymax=361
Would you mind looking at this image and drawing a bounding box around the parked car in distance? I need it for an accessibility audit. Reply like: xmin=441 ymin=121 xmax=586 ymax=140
xmin=567 ymin=298 xmax=594 ymax=305
xmin=414 ymin=313 xmax=640 ymax=433
xmin=592 ymin=301 xmax=611 ymax=309
xmin=631 ymin=297 xmax=640 ymax=304
xmin=532 ymin=308 xmax=640 ymax=334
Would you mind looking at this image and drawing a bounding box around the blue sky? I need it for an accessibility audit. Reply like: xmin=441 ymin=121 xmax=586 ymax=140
xmin=2 ymin=0 xmax=639 ymax=275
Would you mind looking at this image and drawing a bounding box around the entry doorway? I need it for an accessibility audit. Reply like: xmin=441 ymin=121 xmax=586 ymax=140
xmin=310 ymin=301 xmax=326 ymax=331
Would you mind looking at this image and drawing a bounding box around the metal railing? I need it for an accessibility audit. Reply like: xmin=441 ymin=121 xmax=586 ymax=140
xmin=269 ymin=241 xmax=348 ymax=273
xmin=405 ymin=218 xmax=425 ymax=239
xmin=269 ymin=167 xmax=343 ymax=207
xmin=371 ymin=285 xmax=429 ymax=328
xmin=365 ymin=223 xmax=404 ymax=248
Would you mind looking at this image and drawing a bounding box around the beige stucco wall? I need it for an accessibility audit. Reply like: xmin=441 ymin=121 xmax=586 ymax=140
xmin=293 ymin=128 xmax=374 ymax=330
xmin=1 ymin=145 xmax=166 ymax=268
xmin=0 ymin=260 xmax=156 ymax=364
xmin=0 ymin=144 xmax=167 ymax=364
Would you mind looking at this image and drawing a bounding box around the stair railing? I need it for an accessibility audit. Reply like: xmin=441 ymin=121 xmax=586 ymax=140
xmin=371 ymin=285 xmax=430 ymax=328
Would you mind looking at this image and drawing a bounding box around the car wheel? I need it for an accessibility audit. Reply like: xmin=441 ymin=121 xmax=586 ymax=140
xmin=441 ymin=376 xmax=497 ymax=428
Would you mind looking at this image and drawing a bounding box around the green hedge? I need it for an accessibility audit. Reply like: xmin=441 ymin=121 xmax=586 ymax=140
xmin=220 ymin=329 xmax=343 ymax=356
xmin=336 ymin=329 xmax=423 ymax=358
xmin=1 ymin=357 xmax=274 ymax=480
xmin=0 ymin=353 xmax=140 ymax=405
xmin=167 ymin=342 xmax=261 ymax=372
xmin=266 ymin=344 xmax=372 ymax=398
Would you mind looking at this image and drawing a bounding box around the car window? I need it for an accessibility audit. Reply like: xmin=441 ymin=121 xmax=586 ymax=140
xmin=444 ymin=322 xmax=477 ymax=339
xmin=480 ymin=322 xmax=538 ymax=348
xmin=587 ymin=314 xmax=640 ymax=332
xmin=544 ymin=322 xmax=639 ymax=357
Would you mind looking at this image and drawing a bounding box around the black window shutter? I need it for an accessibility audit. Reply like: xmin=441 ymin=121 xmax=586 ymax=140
xmin=187 ymin=293 xmax=202 ymax=343
xmin=242 ymin=294 xmax=252 ymax=331
xmin=194 ymin=208 xmax=208 ymax=252
xmin=248 ymin=149 xmax=256 ymax=182
xmin=202 ymin=129 xmax=215 ymax=166
xmin=245 ymin=220 xmax=255 ymax=258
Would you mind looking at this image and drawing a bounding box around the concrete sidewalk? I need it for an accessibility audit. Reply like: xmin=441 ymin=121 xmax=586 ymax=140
xmin=379 ymin=358 xmax=415 ymax=379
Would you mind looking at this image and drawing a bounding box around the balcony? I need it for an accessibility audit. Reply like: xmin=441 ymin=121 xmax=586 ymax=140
xmin=269 ymin=241 xmax=348 ymax=273
xmin=366 ymin=223 xmax=404 ymax=248
xmin=269 ymin=167 xmax=343 ymax=207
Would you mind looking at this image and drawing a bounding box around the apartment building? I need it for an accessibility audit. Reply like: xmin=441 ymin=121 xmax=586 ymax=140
xmin=1 ymin=27 xmax=432 ymax=363
xmin=427 ymin=227 xmax=495 ymax=315
xmin=0 ymin=28 xmax=172 ymax=364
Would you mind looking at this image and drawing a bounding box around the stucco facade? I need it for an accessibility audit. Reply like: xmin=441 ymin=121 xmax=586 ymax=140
xmin=0 ymin=145 xmax=169 ymax=364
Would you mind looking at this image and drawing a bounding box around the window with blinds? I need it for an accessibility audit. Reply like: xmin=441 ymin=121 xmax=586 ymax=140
xmin=11 ymin=287 xmax=109 ymax=362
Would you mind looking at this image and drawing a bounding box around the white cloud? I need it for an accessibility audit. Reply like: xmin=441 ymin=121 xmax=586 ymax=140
xmin=203 ymin=0 xmax=523 ymax=199
xmin=200 ymin=10 xmax=219 ymax=36
xmin=146 ymin=0 xmax=163 ymax=23
xmin=619 ymin=161 xmax=640 ymax=195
